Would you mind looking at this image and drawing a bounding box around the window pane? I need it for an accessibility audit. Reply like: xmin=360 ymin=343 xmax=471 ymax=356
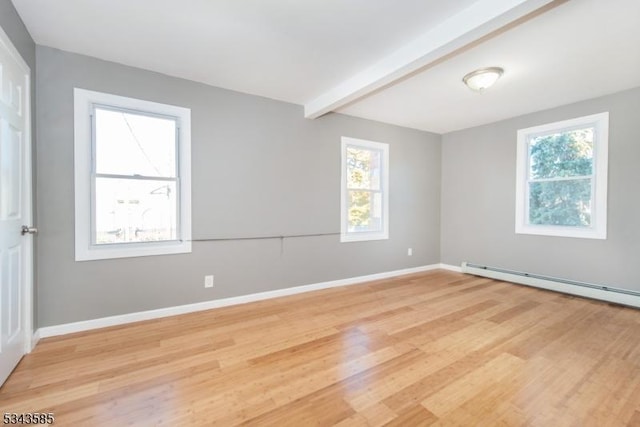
xmin=95 ymin=177 xmax=178 ymax=244
xmin=529 ymin=128 xmax=593 ymax=179
xmin=347 ymin=190 xmax=382 ymax=233
xmin=346 ymin=146 xmax=381 ymax=190
xmin=95 ymin=107 xmax=177 ymax=177
xmin=529 ymin=179 xmax=592 ymax=227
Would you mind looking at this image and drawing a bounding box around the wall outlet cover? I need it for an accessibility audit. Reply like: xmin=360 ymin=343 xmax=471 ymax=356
xmin=204 ymin=275 xmax=214 ymax=288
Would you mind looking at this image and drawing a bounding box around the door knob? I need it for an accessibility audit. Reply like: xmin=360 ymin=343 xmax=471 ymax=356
xmin=21 ymin=225 xmax=38 ymax=235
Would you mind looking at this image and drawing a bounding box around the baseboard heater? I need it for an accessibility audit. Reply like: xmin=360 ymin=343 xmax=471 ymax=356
xmin=461 ymin=262 xmax=640 ymax=309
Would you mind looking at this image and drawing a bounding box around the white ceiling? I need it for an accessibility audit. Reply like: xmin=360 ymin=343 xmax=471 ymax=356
xmin=12 ymin=0 xmax=640 ymax=134
xmin=339 ymin=0 xmax=640 ymax=133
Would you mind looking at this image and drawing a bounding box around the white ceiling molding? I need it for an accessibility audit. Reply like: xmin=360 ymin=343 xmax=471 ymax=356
xmin=304 ymin=0 xmax=558 ymax=119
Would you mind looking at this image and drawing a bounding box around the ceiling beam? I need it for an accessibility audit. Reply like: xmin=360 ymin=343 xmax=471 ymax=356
xmin=304 ymin=0 xmax=558 ymax=119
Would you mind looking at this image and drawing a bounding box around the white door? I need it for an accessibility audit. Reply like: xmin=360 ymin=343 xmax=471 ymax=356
xmin=0 ymin=27 xmax=32 ymax=387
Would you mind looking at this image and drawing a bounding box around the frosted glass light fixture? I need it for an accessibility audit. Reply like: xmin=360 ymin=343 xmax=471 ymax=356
xmin=463 ymin=67 xmax=504 ymax=92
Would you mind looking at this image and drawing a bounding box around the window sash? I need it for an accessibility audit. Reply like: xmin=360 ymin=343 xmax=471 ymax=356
xmin=91 ymin=104 xmax=180 ymax=178
xmin=527 ymin=174 xmax=593 ymax=183
xmin=345 ymin=145 xmax=385 ymax=234
xmin=341 ymin=137 xmax=389 ymax=242
xmin=90 ymin=105 xmax=182 ymax=246
xmin=525 ymin=176 xmax=594 ymax=227
xmin=515 ymin=112 xmax=608 ymax=239
xmin=345 ymin=144 xmax=383 ymax=191
xmin=346 ymin=188 xmax=384 ymax=233
xmin=525 ymin=134 xmax=597 ymax=229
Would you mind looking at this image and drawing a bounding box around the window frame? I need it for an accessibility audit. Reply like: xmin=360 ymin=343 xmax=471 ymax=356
xmin=515 ymin=112 xmax=609 ymax=239
xmin=340 ymin=137 xmax=389 ymax=243
xmin=74 ymin=88 xmax=192 ymax=260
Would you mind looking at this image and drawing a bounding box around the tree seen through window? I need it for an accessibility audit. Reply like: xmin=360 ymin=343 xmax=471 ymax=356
xmin=528 ymin=128 xmax=594 ymax=227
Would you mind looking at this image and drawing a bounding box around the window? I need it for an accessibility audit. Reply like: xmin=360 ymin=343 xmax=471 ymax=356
xmin=341 ymin=137 xmax=389 ymax=242
xmin=74 ymin=89 xmax=191 ymax=260
xmin=515 ymin=112 xmax=608 ymax=239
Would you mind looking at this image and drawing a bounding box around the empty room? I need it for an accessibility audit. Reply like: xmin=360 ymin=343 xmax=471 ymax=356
xmin=1 ymin=0 xmax=639 ymax=425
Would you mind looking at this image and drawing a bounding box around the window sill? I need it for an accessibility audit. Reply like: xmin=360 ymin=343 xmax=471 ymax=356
xmin=340 ymin=232 xmax=389 ymax=243
xmin=75 ymin=241 xmax=192 ymax=261
xmin=515 ymin=225 xmax=606 ymax=240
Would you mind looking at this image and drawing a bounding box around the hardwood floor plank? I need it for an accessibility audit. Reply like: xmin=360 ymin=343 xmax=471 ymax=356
xmin=626 ymin=410 xmax=640 ymax=427
xmin=383 ymin=404 xmax=438 ymax=426
xmin=487 ymin=300 xmax=541 ymax=323
xmin=421 ymin=352 xmax=525 ymax=417
xmin=2 ymin=270 xmax=640 ymax=426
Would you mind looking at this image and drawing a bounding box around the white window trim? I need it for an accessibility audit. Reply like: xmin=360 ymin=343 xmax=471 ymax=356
xmin=515 ymin=112 xmax=608 ymax=239
xmin=340 ymin=137 xmax=389 ymax=243
xmin=74 ymin=88 xmax=192 ymax=260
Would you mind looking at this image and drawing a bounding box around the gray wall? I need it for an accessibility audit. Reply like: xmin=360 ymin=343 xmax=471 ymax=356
xmin=0 ymin=1 xmax=34 ymax=69
xmin=441 ymin=87 xmax=640 ymax=291
xmin=0 ymin=0 xmax=37 ymax=324
xmin=36 ymin=46 xmax=441 ymax=327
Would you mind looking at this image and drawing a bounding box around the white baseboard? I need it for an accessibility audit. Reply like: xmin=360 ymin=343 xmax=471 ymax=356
xmin=461 ymin=262 xmax=640 ymax=308
xmin=30 ymin=329 xmax=41 ymax=352
xmin=438 ymin=263 xmax=463 ymax=273
xmin=36 ymin=264 xmax=443 ymax=339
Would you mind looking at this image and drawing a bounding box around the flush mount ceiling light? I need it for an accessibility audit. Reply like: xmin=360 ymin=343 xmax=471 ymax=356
xmin=462 ymin=67 xmax=504 ymax=92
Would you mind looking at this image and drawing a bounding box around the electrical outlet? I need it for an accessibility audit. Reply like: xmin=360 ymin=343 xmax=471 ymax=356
xmin=204 ymin=275 xmax=214 ymax=288
xmin=407 ymin=248 xmax=413 ymax=256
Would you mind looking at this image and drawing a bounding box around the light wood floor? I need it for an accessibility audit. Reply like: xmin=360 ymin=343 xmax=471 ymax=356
xmin=2 ymin=270 xmax=640 ymax=426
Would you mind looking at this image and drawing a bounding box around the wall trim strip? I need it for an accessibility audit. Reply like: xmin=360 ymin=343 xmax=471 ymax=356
xmin=438 ymin=263 xmax=462 ymax=273
xmin=36 ymin=264 xmax=444 ymax=339
xmin=31 ymin=329 xmax=41 ymax=351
